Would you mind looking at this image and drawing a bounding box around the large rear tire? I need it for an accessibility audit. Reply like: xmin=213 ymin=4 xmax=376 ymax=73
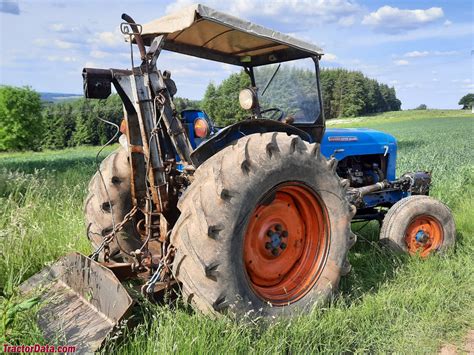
xmin=84 ymin=147 xmax=141 ymax=262
xmin=171 ymin=133 xmax=356 ymax=318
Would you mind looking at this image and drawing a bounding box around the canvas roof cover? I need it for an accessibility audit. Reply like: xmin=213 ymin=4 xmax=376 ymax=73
xmin=140 ymin=4 xmax=323 ymax=67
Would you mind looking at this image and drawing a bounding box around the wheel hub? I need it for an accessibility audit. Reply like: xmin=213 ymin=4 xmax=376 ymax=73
xmin=243 ymin=183 xmax=329 ymax=305
xmin=405 ymin=215 xmax=443 ymax=258
xmin=265 ymin=224 xmax=288 ymax=256
xmin=415 ymin=229 xmax=429 ymax=243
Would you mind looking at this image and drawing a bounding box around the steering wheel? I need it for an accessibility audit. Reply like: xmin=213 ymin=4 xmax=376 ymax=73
xmin=260 ymin=108 xmax=285 ymax=121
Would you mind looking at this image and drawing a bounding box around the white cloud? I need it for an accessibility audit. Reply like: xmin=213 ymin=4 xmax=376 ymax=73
xmin=404 ymin=83 xmax=422 ymax=89
xmin=404 ymin=50 xmax=429 ymax=57
xmin=84 ymin=61 xmax=99 ymax=68
xmin=285 ymin=32 xmax=314 ymax=43
xmin=35 ymin=37 xmax=81 ymax=50
xmin=165 ymin=0 xmax=194 ymax=14
xmin=33 ymin=38 xmax=48 ymax=47
xmin=394 ymin=59 xmax=409 ymax=66
xmin=338 ymin=15 xmax=356 ymax=27
xmin=166 ymin=0 xmax=360 ymax=25
xmin=352 ymin=22 xmax=473 ymax=46
xmin=323 ymin=53 xmax=338 ymax=62
xmin=49 ymin=23 xmax=65 ymax=32
xmin=90 ymin=50 xmax=109 ymax=59
xmin=47 ymin=56 xmax=77 ymax=63
xmin=220 ymin=63 xmax=239 ymax=74
xmin=452 ymin=79 xmax=472 ymax=83
xmin=92 ymin=30 xmax=125 ymax=48
xmin=432 ymin=50 xmax=460 ymax=56
xmin=362 ymin=6 xmax=444 ymax=33
xmin=403 ymin=50 xmax=460 ymax=58
xmin=54 ymin=39 xmax=75 ymax=49
xmin=444 ymin=20 xmax=452 ymax=26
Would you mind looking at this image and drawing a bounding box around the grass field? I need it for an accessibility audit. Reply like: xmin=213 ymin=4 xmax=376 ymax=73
xmin=1 ymin=109 xmax=473 ymax=353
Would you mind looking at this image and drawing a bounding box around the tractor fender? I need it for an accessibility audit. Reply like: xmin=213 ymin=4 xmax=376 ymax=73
xmin=190 ymin=119 xmax=312 ymax=167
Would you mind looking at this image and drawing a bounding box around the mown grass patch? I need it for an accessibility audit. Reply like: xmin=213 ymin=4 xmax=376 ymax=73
xmin=1 ymin=112 xmax=473 ymax=352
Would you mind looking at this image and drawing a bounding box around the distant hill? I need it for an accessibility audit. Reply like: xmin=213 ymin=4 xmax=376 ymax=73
xmin=40 ymin=92 xmax=82 ymax=103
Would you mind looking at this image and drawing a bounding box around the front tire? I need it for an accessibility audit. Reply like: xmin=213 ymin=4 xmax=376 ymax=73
xmin=380 ymin=195 xmax=456 ymax=257
xmin=171 ymin=133 xmax=356 ymax=318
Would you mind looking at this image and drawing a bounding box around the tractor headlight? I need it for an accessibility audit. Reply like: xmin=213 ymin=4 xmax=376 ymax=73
xmin=194 ymin=118 xmax=210 ymax=138
xmin=239 ymin=88 xmax=257 ymax=110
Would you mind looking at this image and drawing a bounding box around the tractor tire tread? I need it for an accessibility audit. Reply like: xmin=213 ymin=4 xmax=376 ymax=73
xmin=171 ymin=132 xmax=356 ymax=318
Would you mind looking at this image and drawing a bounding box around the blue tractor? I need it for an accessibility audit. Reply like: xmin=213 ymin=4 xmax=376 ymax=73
xmin=23 ymin=5 xmax=455 ymax=351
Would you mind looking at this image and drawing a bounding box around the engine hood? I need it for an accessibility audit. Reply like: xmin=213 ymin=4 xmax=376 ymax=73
xmin=321 ymin=128 xmax=398 ymax=180
xmin=323 ymin=128 xmax=396 ymax=147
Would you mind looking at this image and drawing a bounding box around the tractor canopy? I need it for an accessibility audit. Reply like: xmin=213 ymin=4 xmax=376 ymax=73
xmin=138 ymin=4 xmax=324 ymax=67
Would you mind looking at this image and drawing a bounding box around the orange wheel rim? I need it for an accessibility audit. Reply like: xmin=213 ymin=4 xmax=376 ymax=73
xmin=405 ymin=214 xmax=443 ymax=258
xmin=243 ymin=183 xmax=329 ymax=306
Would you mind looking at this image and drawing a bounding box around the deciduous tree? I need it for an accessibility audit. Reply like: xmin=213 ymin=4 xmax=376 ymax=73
xmin=458 ymin=93 xmax=474 ymax=109
xmin=0 ymin=86 xmax=42 ymax=151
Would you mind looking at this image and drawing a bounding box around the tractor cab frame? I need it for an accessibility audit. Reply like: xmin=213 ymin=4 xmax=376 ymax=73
xmin=83 ymin=4 xmax=327 ymax=215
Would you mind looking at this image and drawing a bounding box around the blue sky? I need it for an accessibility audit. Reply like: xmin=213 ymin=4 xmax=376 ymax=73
xmin=0 ymin=0 xmax=472 ymax=109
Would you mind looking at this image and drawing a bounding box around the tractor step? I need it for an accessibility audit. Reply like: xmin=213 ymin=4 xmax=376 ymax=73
xmin=19 ymin=253 xmax=134 ymax=354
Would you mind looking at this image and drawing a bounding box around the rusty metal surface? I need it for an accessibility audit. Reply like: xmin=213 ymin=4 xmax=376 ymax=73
xmin=19 ymin=253 xmax=133 ymax=354
xmin=148 ymin=71 xmax=194 ymax=165
xmin=129 ymin=71 xmax=168 ymax=210
xmin=124 ymin=110 xmax=147 ymax=209
xmin=121 ymin=14 xmax=146 ymax=61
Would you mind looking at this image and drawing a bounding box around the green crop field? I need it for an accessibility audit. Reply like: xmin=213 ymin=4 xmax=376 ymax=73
xmin=1 ymin=110 xmax=473 ymax=353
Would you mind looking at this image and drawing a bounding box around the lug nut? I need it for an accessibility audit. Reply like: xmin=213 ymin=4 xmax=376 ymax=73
xmin=280 ymin=243 xmax=287 ymax=250
xmin=265 ymin=242 xmax=272 ymax=249
xmin=266 ymin=229 xmax=273 ymax=237
xmin=275 ymin=224 xmax=283 ymax=232
xmin=272 ymin=248 xmax=280 ymax=256
xmin=282 ymin=230 xmax=288 ymax=238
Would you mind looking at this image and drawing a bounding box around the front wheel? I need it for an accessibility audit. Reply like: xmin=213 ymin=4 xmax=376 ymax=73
xmin=171 ymin=133 xmax=356 ymax=318
xmin=380 ymin=195 xmax=456 ymax=257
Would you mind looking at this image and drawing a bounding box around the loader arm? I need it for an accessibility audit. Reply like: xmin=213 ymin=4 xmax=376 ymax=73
xmin=82 ymin=39 xmax=193 ymax=212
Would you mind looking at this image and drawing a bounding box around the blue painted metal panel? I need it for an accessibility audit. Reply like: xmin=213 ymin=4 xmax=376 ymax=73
xmin=362 ymin=189 xmax=410 ymax=208
xmin=173 ymin=110 xmax=413 ymax=219
xmin=179 ymin=111 xmax=400 ymax=191
xmin=321 ymin=128 xmax=398 ymax=181
xmin=180 ymin=110 xmax=213 ymax=149
xmin=177 ymin=110 xmax=215 ymax=171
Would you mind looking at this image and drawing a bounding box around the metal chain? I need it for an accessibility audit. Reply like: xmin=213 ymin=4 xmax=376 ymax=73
xmin=144 ymin=244 xmax=175 ymax=294
xmin=91 ymin=205 xmax=139 ymax=261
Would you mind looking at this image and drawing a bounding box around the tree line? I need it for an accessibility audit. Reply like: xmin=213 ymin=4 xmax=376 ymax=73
xmin=1 ymin=68 xmax=402 ymax=151
xmin=0 ymin=86 xmax=205 ymax=151
xmin=41 ymin=95 xmax=123 ymax=149
xmin=320 ymin=68 xmax=401 ymax=118
xmin=0 ymin=86 xmax=126 ymax=151
xmin=202 ymin=68 xmax=401 ymax=126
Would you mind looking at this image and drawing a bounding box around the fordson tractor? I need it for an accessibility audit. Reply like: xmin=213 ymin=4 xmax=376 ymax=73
xmin=21 ymin=5 xmax=455 ymax=352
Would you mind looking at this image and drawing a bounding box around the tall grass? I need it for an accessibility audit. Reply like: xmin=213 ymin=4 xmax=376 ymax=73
xmin=1 ymin=112 xmax=473 ymax=352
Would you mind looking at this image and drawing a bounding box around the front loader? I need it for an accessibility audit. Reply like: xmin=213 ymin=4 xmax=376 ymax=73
xmin=20 ymin=4 xmax=456 ymax=353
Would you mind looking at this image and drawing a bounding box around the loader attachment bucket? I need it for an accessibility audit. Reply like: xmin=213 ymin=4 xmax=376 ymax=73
xmin=19 ymin=252 xmax=134 ymax=353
